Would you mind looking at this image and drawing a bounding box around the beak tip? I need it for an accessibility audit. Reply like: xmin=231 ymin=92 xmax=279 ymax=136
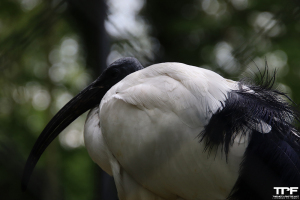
xmin=21 ymin=157 xmax=36 ymax=192
xmin=21 ymin=173 xmax=29 ymax=192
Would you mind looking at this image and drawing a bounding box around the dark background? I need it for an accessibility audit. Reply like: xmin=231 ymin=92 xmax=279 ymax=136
xmin=1 ymin=0 xmax=300 ymax=199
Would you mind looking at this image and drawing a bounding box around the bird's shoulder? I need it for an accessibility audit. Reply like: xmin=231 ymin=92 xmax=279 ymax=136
xmin=101 ymin=63 xmax=238 ymax=127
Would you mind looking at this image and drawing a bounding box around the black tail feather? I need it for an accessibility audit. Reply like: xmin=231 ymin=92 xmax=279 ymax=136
xmin=199 ymin=67 xmax=300 ymax=199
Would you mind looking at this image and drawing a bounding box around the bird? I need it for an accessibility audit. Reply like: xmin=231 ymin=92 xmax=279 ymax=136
xmin=22 ymin=57 xmax=300 ymax=200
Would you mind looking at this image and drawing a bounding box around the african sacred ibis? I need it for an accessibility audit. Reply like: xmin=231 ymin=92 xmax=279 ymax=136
xmin=22 ymin=57 xmax=300 ymax=200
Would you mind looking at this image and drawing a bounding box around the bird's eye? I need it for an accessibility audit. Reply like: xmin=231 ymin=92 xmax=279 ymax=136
xmin=109 ymin=69 xmax=119 ymax=79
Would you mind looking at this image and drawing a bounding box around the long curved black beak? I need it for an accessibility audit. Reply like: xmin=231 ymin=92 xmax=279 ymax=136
xmin=22 ymin=57 xmax=143 ymax=191
xmin=21 ymin=77 xmax=107 ymax=191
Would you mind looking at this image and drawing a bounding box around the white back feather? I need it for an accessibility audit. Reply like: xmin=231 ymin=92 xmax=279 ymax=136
xmin=101 ymin=62 xmax=238 ymax=128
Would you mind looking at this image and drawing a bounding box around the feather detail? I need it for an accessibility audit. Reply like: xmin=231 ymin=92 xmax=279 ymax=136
xmin=199 ymin=69 xmax=300 ymax=199
xmin=199 ymin=70 xmax=300 ymax=158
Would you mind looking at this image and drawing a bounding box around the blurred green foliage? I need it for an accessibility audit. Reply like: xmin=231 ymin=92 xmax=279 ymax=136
xmin=0 ymin=0 xmax=94 ymax=199
xmin=1 ymin=0 xmax=300 ymax=199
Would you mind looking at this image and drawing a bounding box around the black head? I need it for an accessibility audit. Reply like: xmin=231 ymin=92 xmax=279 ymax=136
xmin=94 ymin=57 xmax=143 ymax=89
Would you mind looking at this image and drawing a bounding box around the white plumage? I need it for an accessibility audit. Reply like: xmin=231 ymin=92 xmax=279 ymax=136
xmin=85 ymin=63 xmax=245 ymax=200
